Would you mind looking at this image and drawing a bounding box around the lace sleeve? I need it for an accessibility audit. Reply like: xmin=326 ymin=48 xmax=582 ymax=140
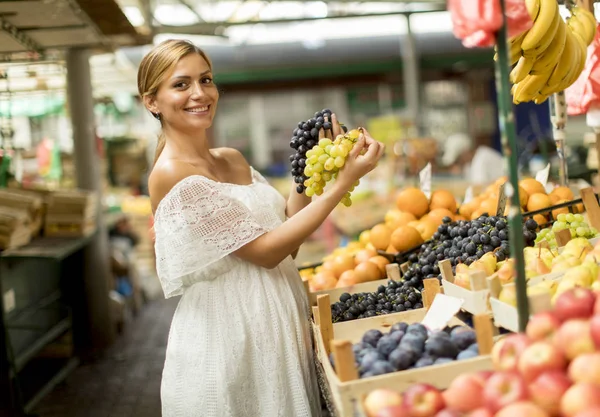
xmin=153 ymin=176 xmax=268 ymax=298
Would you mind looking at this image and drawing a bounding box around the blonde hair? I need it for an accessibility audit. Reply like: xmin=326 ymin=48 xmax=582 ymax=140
xmin=137 ymin=39 xmax=213 ymax=165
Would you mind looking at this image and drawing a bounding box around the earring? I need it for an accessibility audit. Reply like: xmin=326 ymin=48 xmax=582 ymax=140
xmin=152 ymin=112 xmax=161 ymax=120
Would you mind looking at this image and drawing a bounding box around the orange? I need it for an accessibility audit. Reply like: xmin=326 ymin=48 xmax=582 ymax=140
xmin=369 ymin=223 xmax=392 ymax=251
xmin=395 ymin=187 xmax=429 ymax=219
xmin=520 ymin=178 xmax=546 ymax=196
xmin=429 ymin=189 xmax=458 ymax=213
xmin=390 ymin=225 xmax=424 ymax=252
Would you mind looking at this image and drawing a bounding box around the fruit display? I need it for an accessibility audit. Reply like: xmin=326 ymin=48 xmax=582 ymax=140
xmin=535 ymin=213 xmax=599 ymax=249
xmin=361 ymin=287 xmax=600 ymax=417
xmin=330 ymin=322 xmax=479 ymax=380
xmin=331 ymin=280 xmax=423 ymax=322
xmin=507 ymin=3 xmax=597 ymax=104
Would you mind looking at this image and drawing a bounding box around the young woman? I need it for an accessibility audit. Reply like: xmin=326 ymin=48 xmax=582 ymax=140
xmin=140 ymin=39 xmax=385 ymax=417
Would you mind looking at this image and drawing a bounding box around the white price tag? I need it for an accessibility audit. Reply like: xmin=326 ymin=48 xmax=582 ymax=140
xmin=3 ymin=289 xmax=15 ymax=314
xmin=463 ymin=186 xmax=474 ymax=204
xmin=535 ymin=163 xmax=551 ymax=187
xmin=421 ymin=293 xmax=464 ymax=332
xmin=419 ymin=162 xmax=432 ymax=200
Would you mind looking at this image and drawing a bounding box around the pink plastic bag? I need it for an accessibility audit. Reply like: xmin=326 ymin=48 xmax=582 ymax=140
xmin=566 ymin=24 xmax=600 ymax=116
xmin=449 ymin=0 xmax=533 ymax=48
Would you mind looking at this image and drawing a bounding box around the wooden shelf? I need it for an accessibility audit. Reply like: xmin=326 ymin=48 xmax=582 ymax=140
xmin=1 ymin=233 xmax=95 ymax=261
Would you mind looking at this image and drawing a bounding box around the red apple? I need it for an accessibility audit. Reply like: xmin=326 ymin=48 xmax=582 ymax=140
xmin=494 ymin=401 xmax=550 ymax=417
xmin=518 ymin=341 xmax=566 ymax=382
xmin=467 ymin=408 xmax=493 ymax=417
xmin=554 ymin=288 xmax=596 ymax=321
xmin=590 ymin=314 xmax=600 ymax=349
xmin=528 ymin=371 xmax=572 ymax=415
xmin=593 ymin=293 xmax=600 ymax=315
xmin=364 ymin=389 xmax=404 ymax=417
xmin=376 ymin=405 xmax=411 ymax=417
xmin=491 ymin=334 xmax=531 ymax=372
xmin=553 ymin=319 xmax=596 ymax=361
xmin=568 ymin=352 xmax=600 ymax=385
xmin=574 ymin=407 xmax=600 ymax=417
xmin=442 ymin=373 xmax=487 ymax=412
xmin=433 ymin=410 xmax=460 ymax=417
xmin=403 ymin=384 xmax=445 ymax=417
xmin=526 ymin=312 xmax=562 ymax=341
xmin=561 ymin=383 xmax=600 ymax=417
xmin=483 ymin=371 xmax=529 ymax=413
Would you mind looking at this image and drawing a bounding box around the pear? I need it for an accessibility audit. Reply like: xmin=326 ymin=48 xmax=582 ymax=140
xmin=532 ymin=256 xmax=551 ymax=276
xmin=562 ymin=265 xmax=594 ymax=287
xmin=479 ymin=252 xmax=497 ymax=275
xmin=592 ymin=280 xmax=600 ymax=292
xmin=527 ymin=283 xmax=552 ymax=298
xmin=552 ymin=257 xmax=582 ymax=273
xmin=499 ymin=284 xmax=517 ymax=307
xmin=581 ymin=260 xmax=599 ymax=282
xmin=533 ymin=279 xmax=558 ymax=296
xmin=563 ymin=238 xmax=593 ymax=260
xmin=497 ymin=258 xmax=516 ymax=285
xmin=454 ymin=272 xmax=471 ymax=290
xmin=455 ymin=263 xmax=469 ymax=275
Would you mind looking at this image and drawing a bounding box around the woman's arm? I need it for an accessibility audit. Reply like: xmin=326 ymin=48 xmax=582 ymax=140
xmin=235 ymin=131 xmax=385 ymax=269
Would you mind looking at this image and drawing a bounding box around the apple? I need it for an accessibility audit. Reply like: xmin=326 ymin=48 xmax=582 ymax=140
xmin=568 ymin=352 xmax=600 ymax=385
xmin=573 ymin=407 xmax=600 ymax=417
xmin=442 ymin=373 xmax=486 ymax=412
xmin=433 ymin=411 xmax=460 ymax=417
xmin=483 ymin=371 xmax=529 ymax=413
xmin=528 ymin=371 xmax=572 ymax=415
xmin=403 ymin=383 xmax=445 ymax=417
xmin=594 ymin=293 xmax=600 ymax=315
xmin=467 ymin=408 xmax=493 ymax=417
xmin=518 ymin=341 xmax=566 ymax=382
xmin=554 ymin=288 xmax=596 ymax=321
xmin=561 ymin=383 xmax=600 ymax=417
xmin=526 ymin=312 xmax=562 ymax=341
xmin=364 ymin=389 xmax=404 ymax=417
xmin=375 ymin=405 xmax=411 ymax=417
xmin=495 ymin=401 xmax=550 ymax=417
xmin=553 ymin=319 xmax=596 ymax=361
xmin=491 ymin=334 xmax=531 ymax=372
xmin=590 ymin=314 xmax=600 ymax=349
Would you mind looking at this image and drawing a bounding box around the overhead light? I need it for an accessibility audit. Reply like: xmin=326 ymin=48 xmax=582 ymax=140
xmin=123 ymin=6 xmax=145 ymax=27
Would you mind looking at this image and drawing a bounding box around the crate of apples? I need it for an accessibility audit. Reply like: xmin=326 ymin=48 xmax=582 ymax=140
xmin=362 ymin=286 xmax=600 ymax=417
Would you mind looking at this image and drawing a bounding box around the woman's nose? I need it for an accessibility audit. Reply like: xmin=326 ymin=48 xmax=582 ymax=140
xmin=190 ymin=82 xmax=205 ymax=98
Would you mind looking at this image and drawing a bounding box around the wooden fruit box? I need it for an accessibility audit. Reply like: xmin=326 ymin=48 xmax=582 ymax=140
xmin=44 ymin=217 xmax=97 ymax=238
xmin=488 ymin=275 xmax=555 ymax=332
xmin=439 ymin=259 xmax=490 ymax=315
xmin=312 ymin=281 xmax=495 ymax=417
xmin=306 ymin=263 xmax=405 ymax=307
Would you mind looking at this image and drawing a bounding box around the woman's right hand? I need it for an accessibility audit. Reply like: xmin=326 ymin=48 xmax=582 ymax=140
xmin=336 ymin=128 xmax=385 ymax=190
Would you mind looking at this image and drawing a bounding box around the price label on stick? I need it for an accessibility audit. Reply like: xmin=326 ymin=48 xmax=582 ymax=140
xmin=535 ymin=163 xmax=551 ymax=187
xmin=420 ymin=162 xmax=432 ymax=200
xmin=463 ymin=186 xmax=474 ymax=204
xmin=496 ymin=182 xmax=508 ymax=216
xmin=421 ymin=293 xmax=464 ymax=332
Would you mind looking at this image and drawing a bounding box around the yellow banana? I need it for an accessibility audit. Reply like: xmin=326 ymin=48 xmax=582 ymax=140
xmin=572 ymin=7 xmax=597 ymax=45
xmin=563 ymin=27 xmax=588 ymax=90
xmin=522 ymin=0 xmax=560 ymax=57
xmin=514 ymin=70 xmax=554 ymax=104
xmin=531 ymin=19 xmax=567 ymax=74
xmin=510 ymin=56 xmax=535 ymax=84
xmin=534 ymin=94 xmax=550 ymax=104
xmin=540 ymin=29 xmax=576 ymax=95
xmin=568 ymin=15 xmax=588 ymax=43
xmin=494 ymin=32 xmax=526 ymax=65
xmin=525 ymin=0 xmax=541 ymax=21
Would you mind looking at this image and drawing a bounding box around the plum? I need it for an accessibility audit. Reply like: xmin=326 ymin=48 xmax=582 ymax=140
xmin=377 ymin=335 xmax=399 ymax=358
xmin=368 ymin=360 xmax=395 ymax=376
xmin=450 ymin=328 xmax=477 ymax=350
xmin=406 ymin=323 xmax=428 ymax=338
xmin=388 ymin=348 xmax=417 ymax=371
xmin=414 ymin=357 xmax=435 ymax=368
xmin=467 ymin=343 xmax=479 ymax=353
xmin=389 ymin=330 xmax=405 ymax=344
xmin=390 ymin=322 xmax=409 ymax=333
xmin=425 ymin=337 xmax=459 ymax=359
xmin=400 ymin=333 xmax=426 ymax=353
xmin=362 ymin=329 xmax=384 ymax=347
xmin=457 ymin=350 xmax=478 ymax=360
xmin=360 ymin=350 xmax=385 ymax=372
xmin=434 ymin=357 xmax=454 ymax=365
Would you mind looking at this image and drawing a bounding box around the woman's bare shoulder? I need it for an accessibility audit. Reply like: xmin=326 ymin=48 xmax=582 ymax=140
xmin=149 ymin=159 xmax=212 ymax=213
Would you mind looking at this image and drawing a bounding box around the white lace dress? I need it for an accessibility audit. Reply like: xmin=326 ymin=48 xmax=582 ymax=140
xmin=153 ymin=167 xmax=320 ymax=417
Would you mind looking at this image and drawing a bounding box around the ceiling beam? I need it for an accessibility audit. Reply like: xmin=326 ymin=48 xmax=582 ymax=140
xmin=0 ymin=15 xmax=42 ymax=53
xmin=175 ymin=0 xmax=205 ymax=22
xmin=158 ymin=8 xmax=445 ymax=35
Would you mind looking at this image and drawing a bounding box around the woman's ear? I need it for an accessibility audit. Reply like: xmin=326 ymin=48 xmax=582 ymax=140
xmin=143 ymin=95 xmax=159 ymax=115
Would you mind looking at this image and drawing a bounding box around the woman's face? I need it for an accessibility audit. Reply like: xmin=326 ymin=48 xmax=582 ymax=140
xmin=147 ymin=53 xmax=219 ymax=132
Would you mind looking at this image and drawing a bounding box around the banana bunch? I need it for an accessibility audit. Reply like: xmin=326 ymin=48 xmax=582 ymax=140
xmin=501 ymin=0 xmax=597 ymax=105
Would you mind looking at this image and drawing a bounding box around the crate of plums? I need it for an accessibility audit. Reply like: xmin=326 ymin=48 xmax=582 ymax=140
xmin=312 ymin=289 xmax=495 ymax=417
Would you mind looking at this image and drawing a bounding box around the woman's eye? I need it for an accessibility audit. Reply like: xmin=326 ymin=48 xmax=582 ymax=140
xmin=202 ymin=77 xmax=213 ymax=84
xmin=174 ymin=82 xmax=187 ymax=88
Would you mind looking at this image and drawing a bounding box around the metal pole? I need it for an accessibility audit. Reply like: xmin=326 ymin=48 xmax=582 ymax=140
xmin=495 ymin=0 xmax=529 ymax=332
xmin=66 ymin=48 xmax=116 ymax=352
xmin=550 ymin=92 xmax=569 ymax=186
xmin=401 ymin=13 xmax=422 ymax=135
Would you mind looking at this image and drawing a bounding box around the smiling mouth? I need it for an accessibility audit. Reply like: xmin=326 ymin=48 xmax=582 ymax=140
xmin=184 ymin=105 xmax=210 ymax=113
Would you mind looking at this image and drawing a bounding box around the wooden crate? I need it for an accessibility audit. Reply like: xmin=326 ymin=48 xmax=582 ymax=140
xmin=44 ymin=217 xmax=97 ymax=238
xmin=312 ymin=291 xmax=495 ymax=417
xmin=306 ymin=263 xmax=404 ymax=307
xmin=0 ymin=188 xmax=45 ymax=235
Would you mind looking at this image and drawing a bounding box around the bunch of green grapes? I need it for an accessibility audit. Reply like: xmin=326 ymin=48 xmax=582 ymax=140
xmin=303 ymin=128 xmax=362 ymax=206
xmin=535 ymin=213 xmax=599 ymax=248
